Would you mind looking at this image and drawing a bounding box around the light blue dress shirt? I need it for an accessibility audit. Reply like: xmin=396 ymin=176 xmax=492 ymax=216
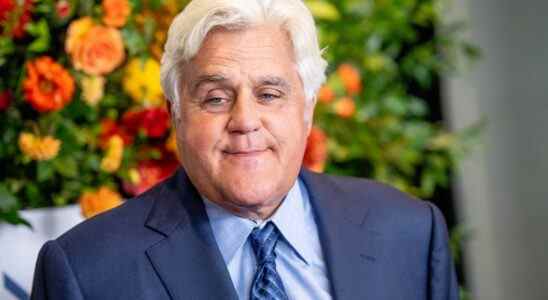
xmin=203 ymin=179 xmax=333 ymax=300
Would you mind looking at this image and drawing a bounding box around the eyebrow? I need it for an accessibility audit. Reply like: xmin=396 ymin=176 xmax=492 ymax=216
xmin=190 ymin=74 xmax=230 ymax=93
xmin=255 ymin=75 xmax=292 ymax=92
xmin=189 ymin=74 xmax=292 ymax=94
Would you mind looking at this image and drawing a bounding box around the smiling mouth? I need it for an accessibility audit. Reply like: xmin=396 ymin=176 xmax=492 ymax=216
xmin=222 ymin=149 xmax=268 ymax=157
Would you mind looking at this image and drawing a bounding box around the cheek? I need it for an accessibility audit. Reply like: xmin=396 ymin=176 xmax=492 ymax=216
xmin=267 ymin=108 xmax=308 ymax=157
xmin=179 ymin=113 xmax=225 ymax=156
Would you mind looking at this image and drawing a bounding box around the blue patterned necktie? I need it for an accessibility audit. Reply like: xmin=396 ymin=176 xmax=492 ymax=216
xmin=249 ymin=221 xmax=289 ymax=300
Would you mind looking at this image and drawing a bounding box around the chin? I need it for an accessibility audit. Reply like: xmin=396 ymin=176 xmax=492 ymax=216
xmin=220 ymin=175 xmax=288 ymax=207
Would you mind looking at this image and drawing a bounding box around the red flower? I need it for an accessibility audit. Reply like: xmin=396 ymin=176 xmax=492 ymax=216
xmin=122 ymin=107 xmax=170 ymax=138
xmin=55 ymin=0 xmax=71 ymax=19
xmin=123 ymin=152 xmax=179 ymax=196
xmin=99 ymin=118 xmax=134 ymax=148
xmin=0 ymin=0 xmax=14 ymax=22
xmin=303 ymin=126 xmax=328 ymax=173
xmin=141 ymin=107 xmax=170 ymax=138
xmin=0 ymin=90 xmax=12 ymax=111
xmin=0 ymin=0 xmax=32 ymax=38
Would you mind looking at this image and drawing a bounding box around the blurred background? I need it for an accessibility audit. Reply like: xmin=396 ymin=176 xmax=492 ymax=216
xmin=0 ymin=0 xmax=547 ymax=299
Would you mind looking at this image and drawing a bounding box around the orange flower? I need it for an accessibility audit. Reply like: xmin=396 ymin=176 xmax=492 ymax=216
xmin=66 ymin=18 xmax=125 ymax=75
xmin=317 ymin=85 xmax=335 ymax=104
xmin=23 ymin=56 xmax=75 ymax=112
xmin=303 ymin=126 xmax=328 ymax=173
xmin=165 ymin=130 xmax=180 ymax=161
xmin=18 ymin=132 xmax=61 ymax=161
xmin=79 ymin=186 xmax=123 ymax=218
xmin=102 ymin=0 xmax=131 ymax=28
xmin=337 ymin=63 xmax=362 ymax=95
xmin=334 ymin=97 xmax=356 ymax=118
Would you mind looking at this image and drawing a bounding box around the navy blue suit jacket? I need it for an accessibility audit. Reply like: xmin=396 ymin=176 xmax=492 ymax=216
xmin=31 ymin=168 xmax=459 ymax=299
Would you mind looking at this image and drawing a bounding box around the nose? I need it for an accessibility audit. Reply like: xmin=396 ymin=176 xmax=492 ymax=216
xmin=226 ymin=90 xmax=261 ymax=134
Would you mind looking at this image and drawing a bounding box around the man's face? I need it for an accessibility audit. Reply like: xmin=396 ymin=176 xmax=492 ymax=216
xmin=173 ymin=24 xmax=313 ymax=219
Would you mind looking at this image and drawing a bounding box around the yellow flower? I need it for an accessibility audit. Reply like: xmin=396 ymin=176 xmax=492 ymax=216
xmin=81 ymin=75 xmax=105 ymax=106
xmin=100 ymin=135 xmax=124 ymax=173
xmin=79 ymin=186 xmax=123 ymax=218
xmin=18 ymin=132 xmax=61 ymax=161
xmin=128 ymin=168 xmax=141 ymax=184
xmin=122 ymin=58 xmax=163 ymax=106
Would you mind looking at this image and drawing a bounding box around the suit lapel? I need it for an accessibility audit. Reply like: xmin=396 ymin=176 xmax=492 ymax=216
xmin=144 ymin=169 xmax=238 ymax=300
xmin=300 ymin=169 xmax=383 ymax=300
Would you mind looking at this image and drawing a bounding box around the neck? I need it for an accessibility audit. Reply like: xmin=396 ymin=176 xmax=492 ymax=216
xmin=204 ymin=196 xmax=285 ymax=221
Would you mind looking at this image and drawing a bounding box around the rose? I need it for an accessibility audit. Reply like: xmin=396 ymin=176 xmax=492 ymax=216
xmin=66 ymin=18 xmax=125 ymax=75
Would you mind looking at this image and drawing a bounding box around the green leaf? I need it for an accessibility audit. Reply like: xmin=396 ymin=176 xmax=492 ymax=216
xmin=148 ymin=0 xmax=163 ymax=10
xmin=24 ymin=183 xmax=43 ymax=208
xmin=26 ymin=19 xmax=51 ymax=53
xmin=0 ymin=184 xmax=18 ymax=211
xmin=143 ymin=17 xmax=157 ymax=45
xmin=0 ymin=210 xmax=32 ymax=228
xmin=122 ymin=25 xmax=147 ymax=56
xmin=37 ymin=161 xmax=55 ymax=182
xmin=53 ymin=157 xmax=79 ymax=178
xmin=0 ymin=37 xmax=15 ymax=67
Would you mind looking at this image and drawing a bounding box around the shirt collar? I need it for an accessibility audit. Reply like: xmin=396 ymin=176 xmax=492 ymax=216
xmin=202 ymin=178 xmax=315 ymax=266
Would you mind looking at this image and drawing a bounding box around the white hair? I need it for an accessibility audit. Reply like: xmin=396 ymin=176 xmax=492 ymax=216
xmin=160 ymin=0 xmax=327 ymax=118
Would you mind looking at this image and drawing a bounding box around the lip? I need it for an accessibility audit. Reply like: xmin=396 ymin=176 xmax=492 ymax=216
xmin=222 ymin=149 xmax=268 ymax=157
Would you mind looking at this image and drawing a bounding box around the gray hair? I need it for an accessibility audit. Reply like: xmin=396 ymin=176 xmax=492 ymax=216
xmin=160 ymin=0 xmax=327 ymax=118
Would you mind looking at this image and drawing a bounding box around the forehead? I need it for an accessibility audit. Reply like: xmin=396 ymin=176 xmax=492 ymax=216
xmin=186 ymin=24 xmax=299 ymax=81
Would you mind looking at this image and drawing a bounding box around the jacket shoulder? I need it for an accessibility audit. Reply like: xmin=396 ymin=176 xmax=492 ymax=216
xmin=55 ymin=181 xmax=168 ymax=256
xmin=307 ymin=171 xmax=436 ymax=234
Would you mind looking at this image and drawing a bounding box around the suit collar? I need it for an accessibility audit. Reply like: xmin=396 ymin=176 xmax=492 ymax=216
xmin=144 ymin=167 xmax=383 ymax=300
xmin=144 ymin=169 xmax=239 ymax=300
xmin=144 ymin=169 xmax=189 ymax=236
xmin=299 ymin=169 xmax=383 ymax=300
xmin=202 ymin=178 xmax=314 ymax=266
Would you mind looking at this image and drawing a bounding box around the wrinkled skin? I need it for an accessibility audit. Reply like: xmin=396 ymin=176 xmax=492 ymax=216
xmin=169 ymin=24 xmax=314 ymax=220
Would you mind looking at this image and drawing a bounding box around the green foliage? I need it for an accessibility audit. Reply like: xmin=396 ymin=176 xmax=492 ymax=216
xmin=309 ymin=0 xmax=481 ymax=199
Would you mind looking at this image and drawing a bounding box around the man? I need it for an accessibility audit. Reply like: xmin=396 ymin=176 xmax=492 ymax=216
xmin=31 ymin=0 xmax=459 ymax=299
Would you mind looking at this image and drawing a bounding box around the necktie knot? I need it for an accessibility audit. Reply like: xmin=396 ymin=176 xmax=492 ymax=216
xmin=249 ymin=221 xmax=280 ymax=266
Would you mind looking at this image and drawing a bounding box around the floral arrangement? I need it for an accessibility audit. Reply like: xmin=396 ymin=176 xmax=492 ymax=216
xmin=0 ymin=0 xmax=184 ymax=224
xmin=0 ymin=0 xmax=479 ymax=228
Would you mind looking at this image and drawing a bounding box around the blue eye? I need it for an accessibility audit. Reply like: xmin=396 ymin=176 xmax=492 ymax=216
xmin=206 ymin=97 xmax=227 ymax=105
xmin=259 ymin=92 xmax=281 ymax=102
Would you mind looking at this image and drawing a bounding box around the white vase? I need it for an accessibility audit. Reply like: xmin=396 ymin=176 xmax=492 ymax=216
xmin=0 ymin=205 xmax=84 ymax=300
